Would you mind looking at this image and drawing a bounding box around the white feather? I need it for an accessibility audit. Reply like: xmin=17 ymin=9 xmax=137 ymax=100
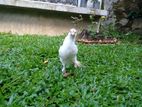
xmin=59 ymin=28 xmax=80 ymax=73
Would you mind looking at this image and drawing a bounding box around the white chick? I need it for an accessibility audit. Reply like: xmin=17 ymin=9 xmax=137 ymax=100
xmin=59 ymin=28 xmax=80 ymax=76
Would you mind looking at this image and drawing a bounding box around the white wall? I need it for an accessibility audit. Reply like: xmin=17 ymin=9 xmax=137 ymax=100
xmin=0 ymin=6 xmax=89 ymax=36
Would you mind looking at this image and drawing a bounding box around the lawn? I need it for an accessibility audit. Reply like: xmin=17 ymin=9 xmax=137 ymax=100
xmin=0 ymin=33 xmax=142 ymax=106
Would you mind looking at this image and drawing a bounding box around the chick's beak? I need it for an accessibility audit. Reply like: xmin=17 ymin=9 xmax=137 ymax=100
xmin=70 ymin=32 xmax=76 ymax=37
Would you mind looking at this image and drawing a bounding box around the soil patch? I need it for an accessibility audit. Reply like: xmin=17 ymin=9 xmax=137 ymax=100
xmin=77 ymin=29 xmax=118 ymax=44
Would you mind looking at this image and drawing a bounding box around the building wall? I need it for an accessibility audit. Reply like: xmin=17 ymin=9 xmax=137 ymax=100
xmin=0 ymin=6 xmax=90 ymax=36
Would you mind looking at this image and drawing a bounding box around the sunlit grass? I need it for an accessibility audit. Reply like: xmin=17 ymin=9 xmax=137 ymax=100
xmin=0 ymin=33 xmax=142 ymax=106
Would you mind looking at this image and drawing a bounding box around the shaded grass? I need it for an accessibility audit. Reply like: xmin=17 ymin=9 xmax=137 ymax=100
xmin=0 ymin=33 xmax=142 ymax=106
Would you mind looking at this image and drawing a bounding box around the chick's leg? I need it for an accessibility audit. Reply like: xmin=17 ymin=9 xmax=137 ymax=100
xmin=73 ymin=56 xmax=81 ymax=68
xmin=60 ymin=59 xmax=71 ymax=77
xmin=60 ymin=58 xmax=66 ymax=73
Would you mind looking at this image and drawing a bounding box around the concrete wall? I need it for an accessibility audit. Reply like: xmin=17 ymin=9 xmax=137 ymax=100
xmin=0 ymin=6 xmax=90 ymax=36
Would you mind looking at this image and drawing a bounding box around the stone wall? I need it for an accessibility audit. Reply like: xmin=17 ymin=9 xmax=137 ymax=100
xmin=104 ymin=0 xmax=142 ymax=34
xmin=113 ymin=0 xmax=142 ymax=34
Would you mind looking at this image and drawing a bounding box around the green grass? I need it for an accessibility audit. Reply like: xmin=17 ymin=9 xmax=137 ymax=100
xmin=0 ymin=33 xmax=142 ymax=107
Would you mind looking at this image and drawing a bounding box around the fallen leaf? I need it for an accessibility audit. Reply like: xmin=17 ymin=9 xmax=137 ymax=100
xmin=44 ymin=60 xmax=48 ymax=64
